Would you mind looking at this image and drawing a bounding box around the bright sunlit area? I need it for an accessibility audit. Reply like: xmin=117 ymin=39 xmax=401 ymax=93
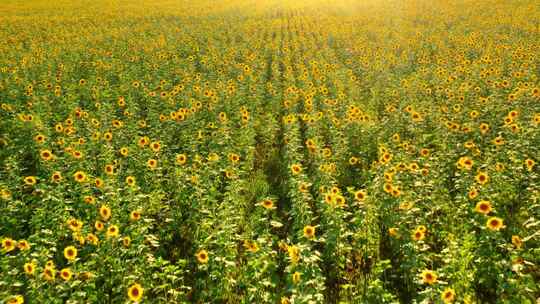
xmin=1 ymin=0 xmax=539 ymax=303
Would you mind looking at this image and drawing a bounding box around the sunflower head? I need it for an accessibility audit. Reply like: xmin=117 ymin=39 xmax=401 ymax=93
xmin=303 ymin=225 xmax=316 ymax=239
xmin=64 ymin=246 xmax=78 ymax=261
xmin=60 ymin=268 xmax=72 ymax=281
xmin=196 ymin=250 xmax=209 ymax=264
xmin=421 ymin=269 xmax=437 ymax=284
xmin=24 ymin=262 xmax=35 ymax=275
xmin=475 ymin=200 xmax=492 ymax=215
xmin=486 ymin=217 xmax=504 ymax=231
xmin=127 ymin=283 xmax=144 ymax=302
xmin=441 ymin=287 xmax=455 ymax=303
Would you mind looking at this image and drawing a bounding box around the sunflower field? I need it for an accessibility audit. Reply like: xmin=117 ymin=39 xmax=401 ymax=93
xmin=1 ymin=0 xmax=539 ymax=303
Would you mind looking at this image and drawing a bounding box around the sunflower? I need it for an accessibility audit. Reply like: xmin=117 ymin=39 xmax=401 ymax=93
xmin=354 ymin=190 xmax=367 ymax=201
xmin=457 ymin=156 xmax=473 ymax=170
xmin=218 ymin=112 xmax=227 ymax=122
xmin=103 ymin=131 xmax=113 ymax=141
xmin=127 ymin=283 xmax=144 ymax=302
xmin=130 ymin=210 xmax=142 ymax=221
xmin=388 ymin=228 xmax=399 ymax=237
xmin=441 ymin=287 xmax=455 ymax=303
xmin=511 ymin=235 xmax=523 ymax=249
xmin=126 ymin=176 xmax=136 ymax=187
xmin=228 ymin=153 xmax=240 ymax=163
xmin=106 ymin=225 xmax=119 ymax=238
xmin=147 ymin=159 xmax=157 ymax=169
xmin=150 ymin=141 xmax=161 ymax=152
xmin=420 ymin=148 xmax=429 ymax=157
xmin=40 ymin=149 xmax=53 ymax=161
xmin=196 ymin=250 xmax=209 ymax=264
xmin=474 ymin=200 xmax=492 ymax=215
xmin=492 ymin=136 xmax=504 ymax=146
xmin=6 ymin=295 xmax=24 ymax=304
xmin=525 ymin=159 xmax=535 ymax=171
xmin=72 ymin=150 xmax=83 ymax=159
xmin=23 ymin=262 xmax=35 ymax=275
xmin=176 ymin=154 xmax=187 ymax=165
xmin=17 ymin=240 xmax=30 ymax=251
xmin=291 ymin=164 xmax=302 ymax=175
xmin=123 ymin=236 xmax=131 ymax=247
xmin=73 ymin=171 xmax=87 ymax=183
xmin=43 ymin=266 xmax=56 ymax=281
xmin=412 ymin=229 xmax=425 ymax=241
xmin=84 ymin=195 xmax=96 ymax=204
xmin=60 ymin=268 xmax=72 ymax=281
xmin=411 ymin=111 xmax=423 ymax=122
xmin=35 ymin=134 xmax=46 ymax=143
xmin=64 ymin=246 xmax=77 ymax=261
xmin=486 ymin=217 xmax=504 ymax=231
xmin=104 ymin=164 xmax=114 ymax=175
xmin=86 ymin=233 xmax=99 ymax=245
xmin=2 ymin=238 xmax=16 ymax=252
xmin=95 ymin=178 xmax=104 ymax=188
xmin=95 ymin=220 xmax=105 ymax=231
xmin=334 ymin=194 xmax=346 ymax=206
xmin=120 ymin=147 xmax=129 ymax=157
xmin=246 ymin=241 xmax=259 ymax=253
xmin=303 ymin=225 xmax=316 ymax=239
xmin=421 ymin=269 xmax=437 ymax=284
xmin=67 ymin=218 xmax=83 ymax=231
xmin=468 ymin=187 xmax=479 ymax=199
xmin=298 ymin=182 xmax=310 ymax=193
xmin=479 ymin=122 xmax=490 ymax=134
xmin=380 ymin=152 xmax=392 ymax=163
xmin=99 ymin=205 xmax=111 ymax=221
xmin=475 ymin=171 xmax=489 ymax=185
xmin=112 ymin=120 xmax=123 ymax=128
xmin=261 ymin=199 xmax=275 ymax=209
xmin=24 ymin=176 xmax=37 ymax=186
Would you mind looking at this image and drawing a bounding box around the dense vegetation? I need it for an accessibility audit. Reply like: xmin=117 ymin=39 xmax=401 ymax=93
xmin=1 ymin=0 xmax=539 ymax=303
